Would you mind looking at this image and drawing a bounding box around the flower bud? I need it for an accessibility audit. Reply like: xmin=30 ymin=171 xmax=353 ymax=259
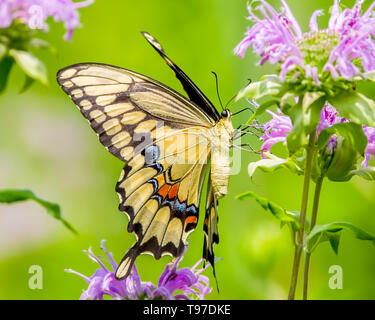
xmin=313 ymin=135 xmax=358 ymax=181
xmin=325 ymin=136 xmax=358 ymax=181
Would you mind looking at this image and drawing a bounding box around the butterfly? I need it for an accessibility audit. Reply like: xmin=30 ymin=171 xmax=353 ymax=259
xmin=56 ymin=32 xmax=234 ymax=280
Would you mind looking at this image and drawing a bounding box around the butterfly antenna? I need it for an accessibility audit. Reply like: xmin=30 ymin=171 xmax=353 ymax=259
xmin=211 ymin=71 xmax=224 ymax=111
xmin=224 ymin=78 xmax=252 ymax=110
xmin=231 ymin=107 xmax=254 ymax=116
xmin=224 ymin=93 xmax=236 ymax=109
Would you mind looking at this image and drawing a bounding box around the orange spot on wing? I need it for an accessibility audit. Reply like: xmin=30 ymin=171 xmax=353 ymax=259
xmin=185 ymin=216 xmax=197 ymax=227
xmin=204 ymin=217 xmax=208 ymax=226
xmin=158 ymin=184 xmax=170 ymax=199
xmin=168 ymin=183 xmax=179 ymax=199
xmin=156 ymin=174 xmax=165 ymax=187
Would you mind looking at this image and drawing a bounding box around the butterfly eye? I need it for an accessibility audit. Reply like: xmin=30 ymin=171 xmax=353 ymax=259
xmin=221 ymin=109 xmax=229 ymax=118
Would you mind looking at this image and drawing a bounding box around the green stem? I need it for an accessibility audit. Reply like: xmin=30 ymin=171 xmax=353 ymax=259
xmin=302 ymin=176 xmax=324 ymax=300
xmin=288 ymin=133 xmax=316 ymax=300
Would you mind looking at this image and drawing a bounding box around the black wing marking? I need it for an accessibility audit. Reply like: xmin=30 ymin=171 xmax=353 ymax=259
xmin=141 ymin=31 xmax=221 ymax=122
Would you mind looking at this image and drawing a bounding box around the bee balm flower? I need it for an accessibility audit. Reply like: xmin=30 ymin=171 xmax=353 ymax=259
xmin=65 ymin=241 xmax=212 ymax=300
xmin=0 ymin=0 xmax=93 ymax=40
xmin=235 ymin=0 xmax=375 ymax=86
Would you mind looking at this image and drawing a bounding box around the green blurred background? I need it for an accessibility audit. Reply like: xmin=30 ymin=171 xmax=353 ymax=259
xmin=1 ymin=0 xmax=375 ymax=300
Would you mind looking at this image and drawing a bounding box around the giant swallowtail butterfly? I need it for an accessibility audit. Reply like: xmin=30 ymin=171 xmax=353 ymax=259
xmin=57 ymin=32 xmax=234 ymax=280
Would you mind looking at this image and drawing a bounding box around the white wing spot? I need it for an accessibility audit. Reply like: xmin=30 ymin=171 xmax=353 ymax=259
xmin=62 ymin=81 xmax=73 ymax=88
xmin=111 ymin=131 xmax=131 ymax=148
xmin=71 ymin=89 xmax=83 ymax=98
xmin=103 ymin=118 xmax=121 ymax=136
xmin=84 ymin=84 xmax=129 ymax=96
xmin=59 ymin=68 xmax=77 ymax=79
xmin=120 ymin=146 xmax=134 ymax=161
xmin=90 ymin=110 xmax=106 ymax=124
xmin=96 ymin=95 xmax=116 ymax=106
xmin=104 ymin=103 xmax=134 ymax=117
xmin=121 ymin=111 xmax=146 ymax=125
xmin=80 ymin=99 xmax=92 ymax=110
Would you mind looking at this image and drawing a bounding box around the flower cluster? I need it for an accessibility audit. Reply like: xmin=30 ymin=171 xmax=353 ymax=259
xmin=235 ymin=0 xmax=375 ymax=85
xmin=260 ymin=104 xmax=375 ymax=167
xmin=0 ymin=0 xmax=93 ymax=40
xmin=65 ymin=241 xmax=212 ymax=300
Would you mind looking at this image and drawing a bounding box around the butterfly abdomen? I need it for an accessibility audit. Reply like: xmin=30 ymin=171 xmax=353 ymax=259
xmin=211 ymin=154 xmax=230 ymax=199
xmin=210 ymin=118 xmax=233 ymax=199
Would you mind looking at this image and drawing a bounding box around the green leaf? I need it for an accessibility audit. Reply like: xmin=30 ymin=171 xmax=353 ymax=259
xmin=0 ymin=56 xmax=14 ymax=94
xmin=248 ymin=152 xmax=303 ymax=177
xmin=0 ymin=189 xmax=77 ymax=234
xmin=317 ymin=122 xmax=367 ymax=155
xmin=347 ymin=167 xmax=375 ymax=181
xmin=328 ymin=91 xmax=375 ymax=127
xmin=280 ymin=92 xmax=298 ymax=110
xmin=306 ymin=221 xmax=375 ymax=254
xmin=19 ymin=75 xmax=35 ymax=93
xmin=0 ymin=43 xmax=6 ymax=61
xmin=360 ymin=70 xmax=375 ymax=82
xmin=29 ymin=38 xmax=57 ymax=55
xmin=287 ymin=92 xmax=326 ymax=154
xmin=8 ymin=49 xmax=48 ymax=85
xmin=236 ymin=75 xmax=285 ymax=101
xmin=327 ymin=232 xmax=341 ymax=255
xmin=236 ymin=191 xmax=301 ymax=232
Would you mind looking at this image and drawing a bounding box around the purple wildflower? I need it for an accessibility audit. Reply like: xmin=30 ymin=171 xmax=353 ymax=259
xmin=235 ymin=1 xmax=302 ymax=68
xmin=259 ymin=109 xmax=293 ymax=158
xmin=0 ymin=0 xmax=93 ymax=40
xmin=315 ymin=104 xmax=344 ymax=153
xmin=362 ymin=126 xmax=375 ymax=167
xmin=153 ymin=254 xmax=211 ymax=300
xmin=316 ymin=103 xmax=347 ymax=134
xmin=235 ymin=0 xmax=375 ymax=82
xmin=65 ymin=241 xmax=212 ymax=300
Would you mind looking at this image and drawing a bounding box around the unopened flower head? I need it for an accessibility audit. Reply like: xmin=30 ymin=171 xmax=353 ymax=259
xmin=65 ymin=241 xmax=212 ymax=300
xmin=0 ymin=0 xmax=93 ymax=40
xmin=260 ymin=103 xmax=375 ymax=167
xmin=235 ymin=0 xmax=375 ymax=93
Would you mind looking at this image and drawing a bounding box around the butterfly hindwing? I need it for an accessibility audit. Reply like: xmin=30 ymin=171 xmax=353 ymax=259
xmin=115 ymin=147 xmax=209 ymax=279
xmin=203 ymin=174 xmax=219 ymax=276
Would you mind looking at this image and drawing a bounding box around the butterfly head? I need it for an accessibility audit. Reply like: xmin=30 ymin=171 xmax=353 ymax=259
xmin=221 ymin=109 xmax=230 ymax=118
xmin=217 ymin=109 xmax=234 ymax=140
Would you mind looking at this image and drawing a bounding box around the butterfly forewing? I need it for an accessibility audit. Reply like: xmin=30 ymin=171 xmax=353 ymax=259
xmin=57 ymin=63 xmax=215 ymax=162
